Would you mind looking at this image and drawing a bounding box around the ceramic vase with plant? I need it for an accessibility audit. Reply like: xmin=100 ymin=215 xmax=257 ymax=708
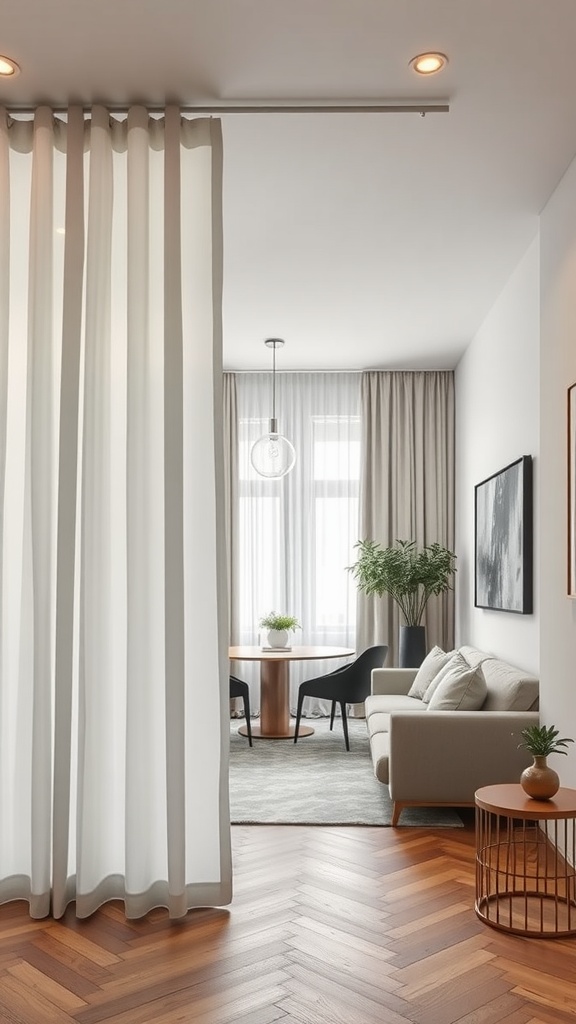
xmin=348 ymin=539 xmax=456 ymax=667
xmin=518 ymin=725 xmax=574 ymax=800
xmin=259 ymin=611 xmax=300 ymax=649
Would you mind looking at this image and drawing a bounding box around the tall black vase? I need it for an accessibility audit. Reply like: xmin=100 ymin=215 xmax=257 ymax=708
xmin=399 ymin=625 xmax=426 ymax=668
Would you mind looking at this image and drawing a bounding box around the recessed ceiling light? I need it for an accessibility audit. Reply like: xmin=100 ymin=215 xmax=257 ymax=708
xmin=0 ymin=55 xmax=20 ymax=77
xmin=409 ymin=52 xmax=448 ymax=76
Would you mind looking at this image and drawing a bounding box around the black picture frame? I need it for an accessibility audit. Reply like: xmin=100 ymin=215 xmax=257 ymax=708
xmin=474 ymin=455 xmax=533 ymax=614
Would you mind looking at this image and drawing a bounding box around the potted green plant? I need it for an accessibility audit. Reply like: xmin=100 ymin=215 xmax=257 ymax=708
xmin=518 ymin=725 xmax=574 ymax=800
xmin=259 ymin=611 xmax=301 ymax=649
xmin=348 ymin=539 xmax=456 ymax=666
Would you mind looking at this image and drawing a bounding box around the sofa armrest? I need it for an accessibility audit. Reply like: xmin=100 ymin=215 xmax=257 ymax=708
xmin=388 ymin=710 xmax=539 ymax=803
xmin=371 ymin=668 xmax=417 ymax=696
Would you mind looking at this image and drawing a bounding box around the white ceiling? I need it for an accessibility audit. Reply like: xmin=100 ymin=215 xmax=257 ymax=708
xmin=1 ymin=1 xmax=576 ymax=370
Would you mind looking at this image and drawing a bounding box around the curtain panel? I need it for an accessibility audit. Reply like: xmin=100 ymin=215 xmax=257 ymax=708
xmin=0 ymin=106 xmax=231 ymax=918
xmin=357 ymin=370 xmax=455 ymax=666
xmin=229 ymin=371 xmax=361 ymax=715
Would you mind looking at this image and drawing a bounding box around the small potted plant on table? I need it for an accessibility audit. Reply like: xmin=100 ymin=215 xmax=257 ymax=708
xmin=518 ymin=725 xmax=574 ymax=800
xmin=259 ymin=611 xmax=301 ymax=649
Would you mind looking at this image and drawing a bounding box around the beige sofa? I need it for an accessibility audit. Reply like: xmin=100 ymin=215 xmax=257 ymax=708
xmin=365 ymin=644 xmax=539 ymax=825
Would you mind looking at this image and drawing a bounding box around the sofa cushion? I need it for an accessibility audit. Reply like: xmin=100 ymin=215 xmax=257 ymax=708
xmin=407 ymin=645 xmax=455 ymax=699
xmin=426 ymin=659 xmax=487 ymax=711
xmin=458 ymin=646 xmax=539 ymax=711
xmin=423 ymin=650 xmax=483 ymax=704
xmin=365 ymin=694 xmax=426 ymax=719
xmin=457 ymin=645 xmax=490 ymax=670
xmin=480 ymin=659 xmax=539 ymax=711
xmin=369 ymin=729 xmax=390 ymax=784
xmin=366 ymin=710 xmax=391 ymax=738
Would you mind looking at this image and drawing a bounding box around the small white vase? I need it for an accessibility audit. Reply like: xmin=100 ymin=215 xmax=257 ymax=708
xmin=267 ymin=628 xmax=289 ymax=648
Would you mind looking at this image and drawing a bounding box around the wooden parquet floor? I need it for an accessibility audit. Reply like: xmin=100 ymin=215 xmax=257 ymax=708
xmin=0 ymin=819 xmax=575 ymax=1023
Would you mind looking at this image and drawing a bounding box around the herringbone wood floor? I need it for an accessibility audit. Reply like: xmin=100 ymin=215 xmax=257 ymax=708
xmin=0 ymin=819 xmax=575 ymax=1023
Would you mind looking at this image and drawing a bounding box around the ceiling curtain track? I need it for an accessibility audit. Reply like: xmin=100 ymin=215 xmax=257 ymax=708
xmin=4 ymin=101 xmax=450 ymax=117
xmin=0 ymin=104 xmax=231 ymax=919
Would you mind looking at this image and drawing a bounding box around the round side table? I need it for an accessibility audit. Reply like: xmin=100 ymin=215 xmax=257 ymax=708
xmin=475 ymin=784 xmax=576 ymax=937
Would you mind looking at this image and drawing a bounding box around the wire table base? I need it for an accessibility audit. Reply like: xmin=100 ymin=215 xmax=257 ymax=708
xmin=475 ymin=784 xmax=576 ymax=937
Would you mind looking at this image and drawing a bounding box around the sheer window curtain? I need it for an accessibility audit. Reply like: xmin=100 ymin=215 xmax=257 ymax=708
xmin=356 ymin=371 xmax=455 ymax=666
xmin=0 ymin=106 xmax=231 ymax=919
xmin=228 ymin=372 xmax=361 ymax=715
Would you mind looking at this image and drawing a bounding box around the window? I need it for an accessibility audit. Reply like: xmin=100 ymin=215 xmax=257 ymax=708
xmin=312 ymin=416 xmax=360 ymax=638
xmin=235 ymin=374 xmax=361 ymax=654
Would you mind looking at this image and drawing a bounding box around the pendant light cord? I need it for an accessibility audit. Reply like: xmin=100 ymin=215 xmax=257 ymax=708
xmin=271 ymin=342 xmax=276 ymax=421
xmin=264 ymin=337 xmax=283 ymax=434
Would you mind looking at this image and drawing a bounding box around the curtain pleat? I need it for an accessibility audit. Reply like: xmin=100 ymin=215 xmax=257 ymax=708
xmin=163 ymin=105 xmax=187 ymax=917
xmin=52 ymin=105 xmax=85 ymax=917
xmin=78 ymin=105 xmax=118 ymax=914
xmin=0 ymin=112 xmax=10 ymax=886
xmin=125 ymin=106 xmax=168 ymax=914
xmin=357 ymin=371 xmax=455 ymax=666
xmin=0 ymin=110 xmax=8 ymax=655
xmin=28 ymin=107 xmax=56 ymax=914
xmin=0 ymin=106 xmax=230 ymax=919
xmin=180 ymin=119 xmax=230 ymax=902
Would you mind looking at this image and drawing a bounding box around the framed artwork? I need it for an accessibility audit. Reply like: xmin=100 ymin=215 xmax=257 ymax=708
xmin=569 ymin=383 xmax=576 ymax=597
xmin=474 ymin=455 xmax=533 ymax=614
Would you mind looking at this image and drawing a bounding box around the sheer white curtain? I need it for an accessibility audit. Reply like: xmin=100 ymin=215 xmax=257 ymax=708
xmin=231 ymin=372 xmax=361 ymax=714
xmin=0 ymin=106 xmax=231 ymax=919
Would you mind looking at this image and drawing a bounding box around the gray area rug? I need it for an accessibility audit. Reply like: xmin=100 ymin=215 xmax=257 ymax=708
xmin=229 ymin=716 xmax=463 ymax=827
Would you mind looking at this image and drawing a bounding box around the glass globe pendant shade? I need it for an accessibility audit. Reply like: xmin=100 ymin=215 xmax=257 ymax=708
xmin=250 ymin=337 xmax=296 ymax=478
xmin=250 ymin=418 xmax=296 ymax=478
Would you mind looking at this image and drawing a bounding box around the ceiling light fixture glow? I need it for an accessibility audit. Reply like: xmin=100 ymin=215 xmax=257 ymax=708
xmin=0 ymin=55 xmax=20 ymax=77
xmin=409 ymin=52 xmax=448 ymax=76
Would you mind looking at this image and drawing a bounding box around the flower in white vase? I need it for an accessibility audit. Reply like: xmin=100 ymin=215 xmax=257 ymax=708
xmin=259 ymin=611 xmax=300 ymax=648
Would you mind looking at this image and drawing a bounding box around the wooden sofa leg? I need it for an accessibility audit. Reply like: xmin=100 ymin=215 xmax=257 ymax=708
xmin=391 ymin=802 xmax=403 ymax=827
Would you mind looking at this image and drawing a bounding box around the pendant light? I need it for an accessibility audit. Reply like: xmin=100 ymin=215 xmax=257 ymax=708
xmin=250 ymin=338 xmax=296 ymax=478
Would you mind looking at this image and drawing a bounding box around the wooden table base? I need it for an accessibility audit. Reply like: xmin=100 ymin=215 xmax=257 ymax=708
xmin=261 ymin=659 xmax=289 ymax=734
xmin=229 ymin=644 xmax=355 ymax=741
xmin=238 ymin=723 xmax=315 ymax=740
xmin=239 ymin=659 xmax=315 ymax=739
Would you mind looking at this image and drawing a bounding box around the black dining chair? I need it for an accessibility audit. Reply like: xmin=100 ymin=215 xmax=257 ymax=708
xmin=294 ymin=645 xmax=388 ymax=750
xmin=230 ymin=675 xmax=253 ymax=746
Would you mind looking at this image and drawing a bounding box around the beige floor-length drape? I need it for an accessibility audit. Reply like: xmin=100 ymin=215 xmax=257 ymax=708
xmin=0 ymin=106 xmax=231 ymax=919
xmin=356 ymin=371 xmax=455 ymax=665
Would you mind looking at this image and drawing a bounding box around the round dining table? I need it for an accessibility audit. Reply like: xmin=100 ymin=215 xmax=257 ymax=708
xmin=229 ymin=645 xmax=355 ymax=739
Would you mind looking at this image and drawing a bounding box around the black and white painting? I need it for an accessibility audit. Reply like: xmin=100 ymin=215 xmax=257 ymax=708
xmin=474 ymin=456 xmax=533 ymax=614
xmin=565 ymin=382 xmax=569 ymax=593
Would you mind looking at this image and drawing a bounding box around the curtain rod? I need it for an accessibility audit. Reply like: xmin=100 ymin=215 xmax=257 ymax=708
xmin=5 ymin=101 xmax=450 ymax=116
xmin=225 ymin=368 xmax=454 ymax=374
xmin=226 ymin=368 xmax=363 ymax=374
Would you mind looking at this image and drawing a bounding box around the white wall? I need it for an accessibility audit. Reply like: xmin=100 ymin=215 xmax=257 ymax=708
xmin=454 ymin=238 xmax=540 ymax=674
xmin=454 ymin=143 xmax=576 ymax=795
xmin=540 ymin=155 xmax=576 ymax=790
